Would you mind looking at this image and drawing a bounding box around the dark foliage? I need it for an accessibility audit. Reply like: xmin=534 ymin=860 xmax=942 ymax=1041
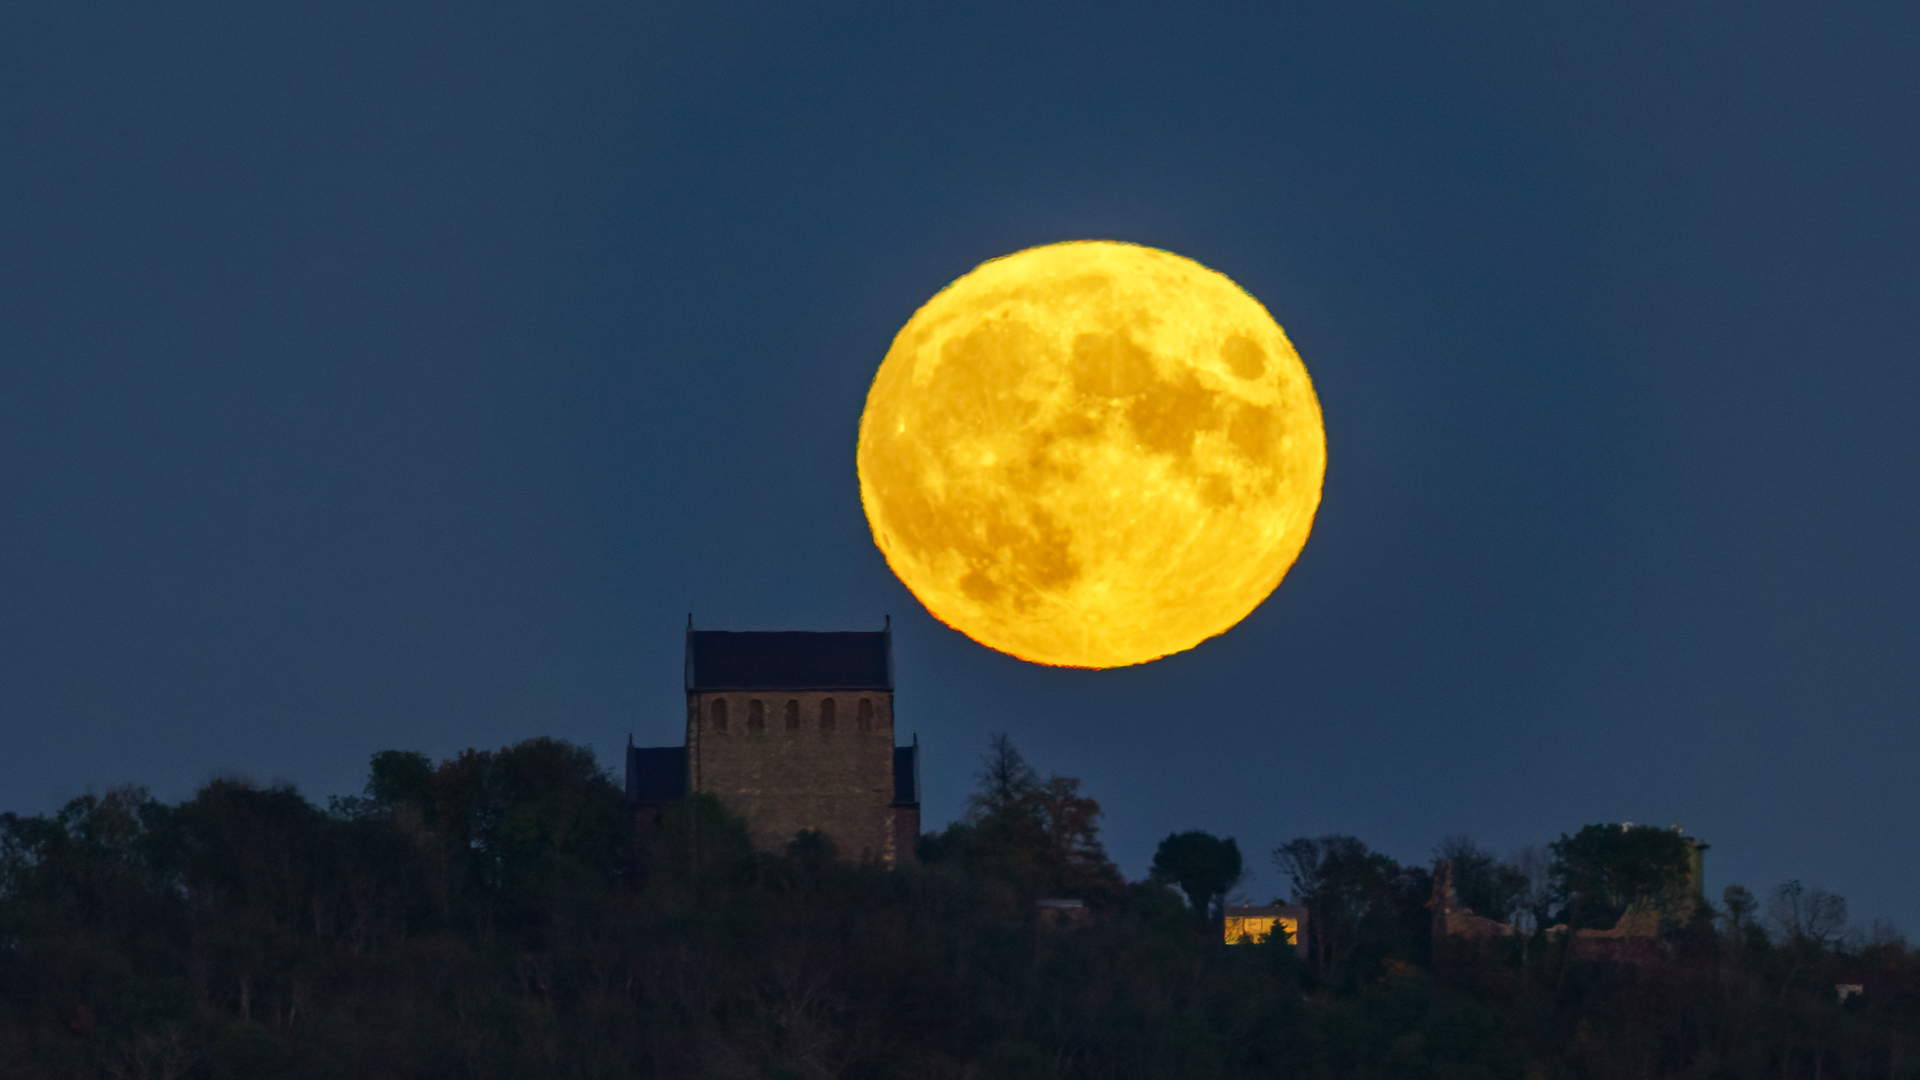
xmin=917 ymin=733 xmax=1124 ymax=905
xmin=1150 ymin=831 xmax=1243 ymax=920
xmin=1272 ymin=834 xmax=1433 ymax=981
xmin=1 ymin=737 xmax=1913 ymax=1079
xmin=1549 ymin=823 xmax=1696 ymax=930
xmin=1436 ymin=835 xmax=1530 ymax=923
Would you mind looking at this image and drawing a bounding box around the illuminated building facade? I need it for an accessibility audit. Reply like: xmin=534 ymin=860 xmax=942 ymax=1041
xmin=1224 ymin=904 xmax=1309 ymax=957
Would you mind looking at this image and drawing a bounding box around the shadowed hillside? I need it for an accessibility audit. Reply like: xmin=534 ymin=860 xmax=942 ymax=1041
xmin=1 ymin=737 xmax=1913 ymax=1079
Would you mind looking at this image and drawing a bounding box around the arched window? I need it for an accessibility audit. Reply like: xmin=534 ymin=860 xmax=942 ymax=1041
xmin=784 ymin=699 xmax=800 ymax=732
xmin=747 ymin=699 xmax=765 ymax=733
xmin=709 ymin=698 xmax=729 ymax=733
xmin=819 ymin=698 xmax=836 ymax=732
xmin=857 ymin=698 xmax=874 ymax=732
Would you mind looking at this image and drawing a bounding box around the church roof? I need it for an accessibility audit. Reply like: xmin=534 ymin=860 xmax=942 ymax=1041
xmin=892 ymin=744 xmax=918 ymax=807
xmin=685 ymin=629 xmax=892 ymax=692
xmin=626 ymin=745 xmax=687 ymax=805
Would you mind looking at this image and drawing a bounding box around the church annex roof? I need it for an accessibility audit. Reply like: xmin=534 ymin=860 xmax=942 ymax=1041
xmin=892 ymin=744 xmax=919 ymax=807
xmin=685 ymin=629 xmax=893 ymax=692
xmin=626 ymin=745 xmax=687 ymax=805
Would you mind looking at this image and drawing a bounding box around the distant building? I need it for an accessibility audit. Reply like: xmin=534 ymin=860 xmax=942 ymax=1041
xmin=1431 ymin=860 xmax=1517 ymax=944
xmin=1682 ymin=833 xmax=1710 ymax=907
xmin=1429 ymin=827 xmax=1713 ymax=966
xmin=627 ymin=624 xmax=921 ymax=864
xmin=1037 ymin=898 xmax=1093 ymax=930
xmin=1224 ymin=905 xmax=1309 ymax=957
xmin=1568 ymin=828 xmax=1710 ymax=963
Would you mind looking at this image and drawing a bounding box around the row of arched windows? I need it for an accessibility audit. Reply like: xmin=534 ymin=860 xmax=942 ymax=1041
xmin=708 ymin=696 xmax=876 ymax=734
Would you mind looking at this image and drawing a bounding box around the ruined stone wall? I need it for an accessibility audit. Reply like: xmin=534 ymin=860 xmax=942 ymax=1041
xmin=687 ymin=690 xmax=898 ymax=862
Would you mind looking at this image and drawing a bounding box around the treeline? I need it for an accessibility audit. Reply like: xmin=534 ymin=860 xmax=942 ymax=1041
xmin=0 ymin=735 xmax=1914 ymax=1079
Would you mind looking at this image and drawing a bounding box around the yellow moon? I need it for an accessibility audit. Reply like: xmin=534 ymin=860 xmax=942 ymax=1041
xmin=857 ymin=241 xmax=1326 ymax=669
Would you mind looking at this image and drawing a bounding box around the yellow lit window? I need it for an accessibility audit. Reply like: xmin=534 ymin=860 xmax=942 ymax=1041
xmin=1224 ymin=916 xmax=1297 ymax=946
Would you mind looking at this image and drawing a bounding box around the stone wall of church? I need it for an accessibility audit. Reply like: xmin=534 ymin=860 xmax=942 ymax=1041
xmin=687 ymin=690 xmax=899 ymax=862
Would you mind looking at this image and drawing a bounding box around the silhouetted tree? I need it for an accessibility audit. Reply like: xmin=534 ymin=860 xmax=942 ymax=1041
xmin=965 ymin=732 xmax=1039 ymax=822
xmin=924 ymin=734 xmax=1121 ymax=901
xmin=1274 ymin=835 xmax=1405 ymax=975
xmin=1150 ymin=831 xmax=1243 ymax=920
xmin=1769 ymin=878 xmax=1848 ymax=948
xmin=1435 ymin=835 xmax=1529 ymax=922
xmin=1547 ymin=823 xmax=1694 ymax=929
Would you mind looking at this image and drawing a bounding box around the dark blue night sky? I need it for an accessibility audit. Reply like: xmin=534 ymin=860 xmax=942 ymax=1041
xmin=4 ymin=4 xmax=1917 ymax=930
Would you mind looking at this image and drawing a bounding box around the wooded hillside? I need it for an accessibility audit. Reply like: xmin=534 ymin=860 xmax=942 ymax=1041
xmin=1 ymin=737 xmax=1912 ymax=1079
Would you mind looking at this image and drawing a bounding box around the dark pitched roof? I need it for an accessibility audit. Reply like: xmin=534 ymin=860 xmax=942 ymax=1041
xmin=892 ymin=744 xmax=919 ymax=806
xmin=626 ymin=745 xmax=687 ymax=805
xmin=685 ymin=630 xmax=892 ymax=692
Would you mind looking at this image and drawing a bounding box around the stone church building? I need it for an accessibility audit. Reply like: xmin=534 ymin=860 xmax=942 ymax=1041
xmin=626 ymin=625 xmax=921 ymax=864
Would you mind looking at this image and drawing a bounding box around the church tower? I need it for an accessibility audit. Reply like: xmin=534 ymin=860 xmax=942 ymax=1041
xmin=628 ymin=623 xmax=920 ymax=864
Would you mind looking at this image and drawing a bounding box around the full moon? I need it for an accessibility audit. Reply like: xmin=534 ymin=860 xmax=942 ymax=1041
xmin=857 ymin=241 xmax=1326 ymax=669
